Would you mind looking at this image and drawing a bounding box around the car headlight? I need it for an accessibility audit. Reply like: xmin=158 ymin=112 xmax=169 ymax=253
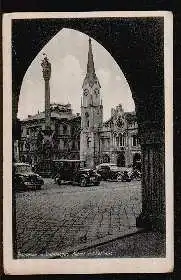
xmin=24 ymin=181 xmax=30 ymax=185
xmin=19 ymin=175 xmax=27 ymax=181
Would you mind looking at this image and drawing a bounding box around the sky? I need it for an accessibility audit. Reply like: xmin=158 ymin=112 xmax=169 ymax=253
xmin=18 ymin=28 xmax=135 ymax=121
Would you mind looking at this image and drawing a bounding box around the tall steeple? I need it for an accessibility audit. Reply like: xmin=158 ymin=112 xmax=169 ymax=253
xmin=83 ymin=38 xmax=100 ymax=89
xmin=80 ymin=37 xmax=103 ymax=169
xmin=87 ymin=37 xmax=95 ymax=75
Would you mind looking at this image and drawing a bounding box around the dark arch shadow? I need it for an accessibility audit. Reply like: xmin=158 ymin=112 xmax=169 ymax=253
xmin=12 ymin=17 xmax=165 ymax=246
xmin=12 ymin=17 xmax=164 ymax=129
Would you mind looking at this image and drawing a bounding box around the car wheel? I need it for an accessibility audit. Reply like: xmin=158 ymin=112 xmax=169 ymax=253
xmin=94 ymin=182 xmax=100 ymax=186
xmin=57 ymin=179 xmax=62 ymax=185
xmin=80 ymin=177 xmax=87 ymax=187
xmin=117 ymin=175 xmax=122 ymax=181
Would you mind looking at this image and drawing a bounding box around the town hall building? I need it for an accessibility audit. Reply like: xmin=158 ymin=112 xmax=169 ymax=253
xmin=80 ymin=38 xmax=141 ymax=169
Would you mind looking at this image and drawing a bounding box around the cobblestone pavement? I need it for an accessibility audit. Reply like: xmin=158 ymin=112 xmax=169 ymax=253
xmin=15 ymin=180 xmax=142 ymax=258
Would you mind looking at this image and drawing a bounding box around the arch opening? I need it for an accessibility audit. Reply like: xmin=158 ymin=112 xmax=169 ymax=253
xmin=18 ymin=28 xmax=135 ymax=122
xmin=117 ymin=152 xmax=125 ymax=167
xmin=102 ymin=154 xmax=110 ymax=163
xmin=11 ymin=18 xmax=165 ymax=258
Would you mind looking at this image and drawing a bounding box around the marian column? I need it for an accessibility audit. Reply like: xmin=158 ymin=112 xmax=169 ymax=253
xmin=41 ymin=54 xmax=51 ymax=129
xmin=38 ymin=54 xmax=53 ymax=177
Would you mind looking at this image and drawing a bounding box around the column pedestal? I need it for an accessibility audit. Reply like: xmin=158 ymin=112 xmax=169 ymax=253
xmin=136 ymin=123 xmax=165 ymax=233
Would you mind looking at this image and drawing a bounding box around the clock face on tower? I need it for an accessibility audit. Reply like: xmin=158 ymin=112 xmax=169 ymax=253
xmin=116 ymin=116 xmax=124 ymax=128
xmin=94 ymin=88 xmax=99 ymax=95
xmin=84 ymin=89 xmax=89 ymax=96
xmin=89 ymin=79 xmax=94 ymax=88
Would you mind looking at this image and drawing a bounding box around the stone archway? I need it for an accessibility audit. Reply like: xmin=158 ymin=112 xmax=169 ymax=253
xmin=12 ymin=17 xmax=165 ymax=232
xmin=102 ymin=154 xmax=110 ymax=163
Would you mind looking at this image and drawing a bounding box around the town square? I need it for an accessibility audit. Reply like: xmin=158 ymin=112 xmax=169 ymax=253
xmin=10 ymin=16 xmax=169 ymax=263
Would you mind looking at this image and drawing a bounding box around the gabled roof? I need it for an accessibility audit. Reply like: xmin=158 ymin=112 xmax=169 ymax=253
xmin=104 ymin=111 xmax=137 ymax=125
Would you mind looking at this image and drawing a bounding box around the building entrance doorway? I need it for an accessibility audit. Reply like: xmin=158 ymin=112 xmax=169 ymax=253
xmin=117 ymin=152 xmax=125 ymax=167
xmin=102 ymin=154 xmax=110 ymax=163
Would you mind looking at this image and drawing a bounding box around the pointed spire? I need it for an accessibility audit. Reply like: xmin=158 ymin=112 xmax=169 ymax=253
xmin=87 ymin=38 xmax=95 ymax=74
xmin=82 ymin=37 xmax=101 ymax=89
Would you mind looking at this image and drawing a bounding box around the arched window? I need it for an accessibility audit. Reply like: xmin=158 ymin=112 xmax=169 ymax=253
xmin=118 ymin=133 xmax=126 ymax=147
xmin=116 ymin=136 xmax=119 ymax=146
xmin=87 ymin=137 xmax=91 ymax=148
xmin=123 ymin=133 xmax=127 ymax=146
xmin=85 ymin=112 xmax=89 ymax=128
xmin=117 ymin=153 xmax=125 ymax=167
xmin=63 ymin=124 xmax=67 ymax=135
xmin=119 ymin=134 xmax=123 ymax=146
xmin=132 ymin=134 xmax=138 ymax=146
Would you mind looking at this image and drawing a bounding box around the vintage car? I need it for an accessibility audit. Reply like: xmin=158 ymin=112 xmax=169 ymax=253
xmin=96 ymin=163 xmax=121 ymax=181
xmin=130 ymin=169 xmax=142 ymax=180
xmin=96 ymin=164 xmax=134 ymax=182
xmin=117 ymin=167 xmax=133 ymax=182
xmin=53 ymin=159 xmax=101 ymax=187
xmin=13 ymin=162 xmax=44 ymax=191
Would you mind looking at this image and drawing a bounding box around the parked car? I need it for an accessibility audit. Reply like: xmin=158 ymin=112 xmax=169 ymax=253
xmin=53 ymin=159 xmax=101 ymax=187
xmin=117 ymin=167 xmax=133 ymax=182
xmin=130 ymin=169 xmax=142 ymax=180
xmin=117 ymin=170 xmax=132 ymax=182
xmin=96 ymin=163 xmax=121 ymax=181
xmin=13 ymin=162 xmax=44 ymax=191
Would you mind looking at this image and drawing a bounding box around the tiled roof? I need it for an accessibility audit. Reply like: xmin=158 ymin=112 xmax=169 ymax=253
xmin=104 ymin=111 xmax=137 ymax=125
xmin=22 ymin=111 xmax=77 ymax=122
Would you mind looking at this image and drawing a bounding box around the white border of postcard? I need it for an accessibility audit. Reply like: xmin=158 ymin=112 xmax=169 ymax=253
xmin=3 ymin=11 xmax=173 ymax=274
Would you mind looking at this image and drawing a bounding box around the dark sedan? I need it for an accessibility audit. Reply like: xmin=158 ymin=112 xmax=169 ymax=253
xmin=53 ymin=159 xmax=101 ymax=187
xmin=13 ymin=162 xmax=44 ymax=191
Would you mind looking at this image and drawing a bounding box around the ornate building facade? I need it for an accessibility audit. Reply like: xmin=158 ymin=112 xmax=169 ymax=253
xmin=100 ymin=104 xmax=141 ymax=169
xmin=19 ymin=103 xmax=81 ymax=175
xmin=80 ymin=39 xmax=141 ymax=169
xmin=18 ymin=40 xmax=141 ymax=174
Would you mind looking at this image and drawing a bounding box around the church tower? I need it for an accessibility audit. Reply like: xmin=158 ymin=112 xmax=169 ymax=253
xmin=80 ymin=38 xmax=103 ymax=168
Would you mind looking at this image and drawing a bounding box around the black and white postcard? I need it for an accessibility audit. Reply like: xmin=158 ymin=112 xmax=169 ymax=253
xmin=3 ymin=11 xmax=173 ymax=274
